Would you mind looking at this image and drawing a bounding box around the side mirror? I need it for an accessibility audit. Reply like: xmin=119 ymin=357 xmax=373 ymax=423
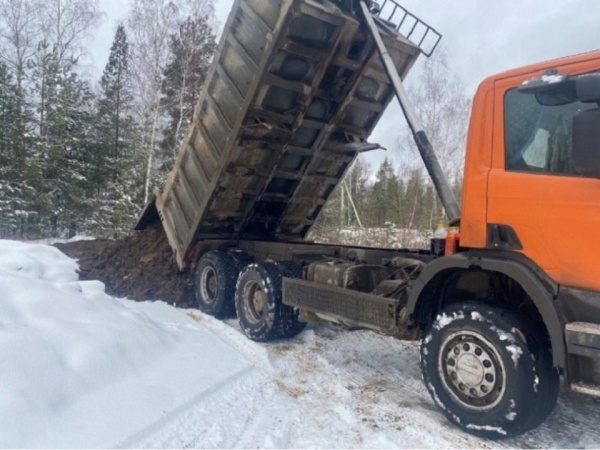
xmin=572 ymin=108 xmax=600 ymax=177
xmin=576 ymin=73 xmax=600 ymax=103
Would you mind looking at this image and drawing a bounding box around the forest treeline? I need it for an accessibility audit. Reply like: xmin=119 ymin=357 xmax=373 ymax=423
xmin=0 ymin=0 xmax=216 ymax=238
xmin=0 ymin=0 xmax=469 ymax=244
xmin=308 ymin=155 xmax=463 ymax=248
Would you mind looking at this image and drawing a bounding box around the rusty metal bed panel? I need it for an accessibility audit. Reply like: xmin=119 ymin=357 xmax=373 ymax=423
xmin=139 ymin=0 xmax=421 ymax=269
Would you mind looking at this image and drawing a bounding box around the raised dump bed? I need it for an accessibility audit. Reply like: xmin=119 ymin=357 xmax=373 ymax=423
xmin=137 ymin=0 xmax=423 ymax=269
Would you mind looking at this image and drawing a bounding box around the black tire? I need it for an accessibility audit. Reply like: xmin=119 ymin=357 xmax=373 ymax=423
xmin=194 ymin=251 xmax=238 ymax=319
xmin=274 ymin=261 xmax=307 ymax=339
xmin=516 ymin=316 xmax=560 ymax=433
xmin=421 ymin=302 xmax=559 ymax=439
xmin=235 ymin=262 xmax=305 ymax=342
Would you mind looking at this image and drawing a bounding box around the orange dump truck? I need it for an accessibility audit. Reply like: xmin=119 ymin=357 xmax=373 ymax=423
xmin=138 ymin=0 xmax=600 ymax=439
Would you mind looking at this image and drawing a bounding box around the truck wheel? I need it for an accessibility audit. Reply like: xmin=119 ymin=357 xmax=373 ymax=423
xmin=421 ymin=302 xmax=559 ymax=439
xmin=194 ymin=251 xmax=238 ymax=319
xmin=274 ymin=261 xmax=307 ymax=339
xmin=235 ymin=262 xmax=303 ymax=342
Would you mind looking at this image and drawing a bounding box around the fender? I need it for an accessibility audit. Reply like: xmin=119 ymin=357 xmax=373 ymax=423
xmin=407 ymin=251 xmax=565 ymax=368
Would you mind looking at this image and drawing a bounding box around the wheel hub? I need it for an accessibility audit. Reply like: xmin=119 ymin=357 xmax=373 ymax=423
xmin=200 ymin=267 xmax=217 ymax=304
xmin=252 ymin=290 xmax=265 ymax=316
xmin=439 ymin=330 xmax=506 ymax=410
xmin=455 ymin=352 xmax=485 ymax=386
xmin=242 ymin=281 xmax=266 ymax=324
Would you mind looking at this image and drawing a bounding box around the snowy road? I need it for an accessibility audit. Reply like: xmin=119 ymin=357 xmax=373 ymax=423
xmin=2 ymin=240 xmax=600 ymax=448
xmin=131 ymin=313 xmax=600 ymax=449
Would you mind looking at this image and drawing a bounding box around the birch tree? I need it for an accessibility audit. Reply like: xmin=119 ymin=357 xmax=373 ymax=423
xmin=127 ymin=0 xmax=180 ymax=201
xmin=398 ymin=47 xmax=470 ymax=227
xmin=160 ymin=14 xmax=216 ymax=163
xmin=0 ymin=0 xmax=41 ymax=91
xmin=127 ymin=0 xmax=216 ymax=201
xmin=38 ymin=0 xmax=101 ymax=64
xmin=0 ymin=0 xmax=40 ymax=187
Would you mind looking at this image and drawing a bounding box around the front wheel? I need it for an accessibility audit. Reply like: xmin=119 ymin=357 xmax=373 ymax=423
xmin=421 ymin=302 xmax=559 ymax=439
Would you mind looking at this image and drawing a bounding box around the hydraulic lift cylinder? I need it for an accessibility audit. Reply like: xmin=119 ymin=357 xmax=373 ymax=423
xmin=359 ymin=1 xmax=461 ymax=222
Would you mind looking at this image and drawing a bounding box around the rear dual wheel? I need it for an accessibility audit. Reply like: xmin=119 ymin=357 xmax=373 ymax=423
xmin=235 ymin=261 xmax=306 ymax=342
xmin=195 ymin=253 xmax=306 ymax=342
xmin=194 ymin=250 xmax=253 ymax=319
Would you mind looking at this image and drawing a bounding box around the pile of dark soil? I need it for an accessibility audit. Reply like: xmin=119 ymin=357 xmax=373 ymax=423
xmin=54 ymin=225 xmax=196 ymax=308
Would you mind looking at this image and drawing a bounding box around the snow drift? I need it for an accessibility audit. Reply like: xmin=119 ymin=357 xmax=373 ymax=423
xmin=0 ymin=240 xmax=250 ymax=448
xmin=2 ymin=239 xmax=600 ymax=448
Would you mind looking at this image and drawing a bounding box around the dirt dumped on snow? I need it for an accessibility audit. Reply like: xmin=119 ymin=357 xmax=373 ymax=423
xmin=54 ymin=225 xmax=196 ymax=308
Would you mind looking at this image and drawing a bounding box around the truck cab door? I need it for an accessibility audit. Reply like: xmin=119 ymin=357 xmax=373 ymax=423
xmin=487 ymin=69 xmax=600 ymax=291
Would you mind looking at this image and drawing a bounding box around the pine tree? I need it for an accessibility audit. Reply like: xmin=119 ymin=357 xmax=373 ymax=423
xmin=368 ymin=157 xmax=401 ymax=228
xmin=26 ymin=42 xmax=97 ymax=237
xmin=0 ymin=62 xmax=19 ymax=173
xmin=92 ymin=24 xmax=143 ymax=237
xmin=45 ymin=63 xmax=95 ymax=237
xmin=0 ymin=0 xmax=112 ymax=239
xmin=0 ymin=61 xmax=36 ymax=237
xmin=95 ymin=24 xmax=131 ymax=194
xmin=99 ymin=26 xmax=130 ymax=160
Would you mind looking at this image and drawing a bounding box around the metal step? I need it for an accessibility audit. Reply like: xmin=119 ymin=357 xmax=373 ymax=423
xmin=570 ymin=382 xmax=600 ymax=397
xmin=566 ymin=322 xmax=600 ymax=359
xmin=566 ymin=322 xmax=600 ymax=396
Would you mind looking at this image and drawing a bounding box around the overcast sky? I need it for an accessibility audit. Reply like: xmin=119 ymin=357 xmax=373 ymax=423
xmin=90 ymin=0 xmax=600 ymax=168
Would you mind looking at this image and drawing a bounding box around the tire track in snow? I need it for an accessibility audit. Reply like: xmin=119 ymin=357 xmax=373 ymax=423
xmin=262 ymin=324 xmax=600 ymax=448
xmin=115 ymin=365 xmax=256 ymax=448
xmin=264 ymin=326 xmax=495 ymax=448
xmin=127 ymin=313 xmax=339 ymax=449
xmin=129 ymin=354 xmax=335 ymax=449
xmin=128 ymin=311 xmax=600 ymax=448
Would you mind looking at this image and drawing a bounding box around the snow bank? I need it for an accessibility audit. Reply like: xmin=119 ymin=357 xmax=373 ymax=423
xmin=0 ymin=240 xmax=251 ymax=448
xmin=2 ymin=240 xmax=599 ymax=449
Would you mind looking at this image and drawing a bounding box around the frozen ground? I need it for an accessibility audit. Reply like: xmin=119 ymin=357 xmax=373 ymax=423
xmin=2 ymin=239 xmax=600 ymax=448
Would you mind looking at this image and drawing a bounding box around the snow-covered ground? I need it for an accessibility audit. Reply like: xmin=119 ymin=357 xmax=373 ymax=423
xmin=2 ymin=239 xmax=600 ymax=448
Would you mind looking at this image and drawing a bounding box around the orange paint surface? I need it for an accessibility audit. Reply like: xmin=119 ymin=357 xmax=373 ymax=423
xmin=460 ymin=50 xmax=600 ymax=291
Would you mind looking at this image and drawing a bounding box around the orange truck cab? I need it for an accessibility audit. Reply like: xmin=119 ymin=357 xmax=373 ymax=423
xmin=407 ymin=49 xmax=600 ymax=436
xmin=462 ymin=50 xmax=600 ymax=292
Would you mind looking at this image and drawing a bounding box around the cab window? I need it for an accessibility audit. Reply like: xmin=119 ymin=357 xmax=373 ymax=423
xmin=504 ymin=85 xmax=593 ymax=174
